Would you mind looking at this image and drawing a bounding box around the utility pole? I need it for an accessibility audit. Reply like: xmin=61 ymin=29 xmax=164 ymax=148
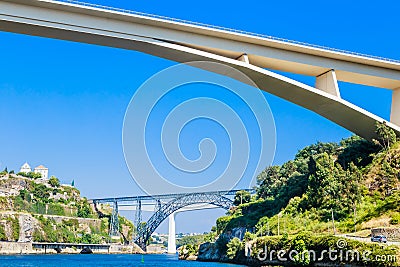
xmin=331 ymin=209 xmax=336 ymax=235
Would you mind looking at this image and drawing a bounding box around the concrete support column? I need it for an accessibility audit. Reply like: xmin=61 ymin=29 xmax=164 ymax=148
xmin=237 ymin=53 xmax=250 ymax=64
xmin=391 ymin=88 xmax=400 ymax=126
xmin=167 ymin=212 xmax=176 ymax=254
xmin=315 ymin=69 xmax=340 ymax=97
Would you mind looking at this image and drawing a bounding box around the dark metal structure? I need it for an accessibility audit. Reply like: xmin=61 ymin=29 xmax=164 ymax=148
xmin=109 ymin=201 xmax=119 ymax=237
xmin=134 ymin=191 xmax=234 ymax=250
xmin=90 ymin=189 xmax=254 ymax=249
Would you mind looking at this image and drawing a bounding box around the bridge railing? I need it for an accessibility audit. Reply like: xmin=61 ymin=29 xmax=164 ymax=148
xmin=52 ymin=0 xmax=400 ymax=64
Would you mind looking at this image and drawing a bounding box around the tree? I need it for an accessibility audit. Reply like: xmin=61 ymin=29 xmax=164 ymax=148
xmin=256 ymin=165 xmax=281 ymax=198
xmin=373 ymin=121 xmax=397 ymax=150
xmin=77 ymin=200 xmax=91 ymax=218
xmin=32 ymin=183 xmax=50 ymax=202
xmin=233 ymin=190 xmax=251 ymax=206
xmin=344 ymin=163 xmax=363 ymax=209
xmin=49 ymin=176 xmax=60 ymax=187
xmin=379 ymin=160 xmax=398 ymax=196
xmin=295 ymin=142 xmax=339 ymax=161
xmin=305 ymin=153 xmax=359 ymax=219
xmin=337 ymin=135 xmax=379 ymax=168
xmin=19 ymin=189 xmax=31 ymax=202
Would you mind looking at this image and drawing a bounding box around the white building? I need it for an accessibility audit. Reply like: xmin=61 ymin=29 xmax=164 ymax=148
xmin=19 ymin=162 xmax=31 ymax=173
xmin=34 ymin=165 xmax=48 ymax=179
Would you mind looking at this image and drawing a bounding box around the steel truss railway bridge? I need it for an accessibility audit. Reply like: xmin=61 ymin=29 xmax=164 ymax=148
xmin=90 ymin=189 xmax=254 ymax=251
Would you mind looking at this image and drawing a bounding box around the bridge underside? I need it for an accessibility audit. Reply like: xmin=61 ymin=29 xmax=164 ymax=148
xmin=1 ymin=0 xmax=400 ymax=140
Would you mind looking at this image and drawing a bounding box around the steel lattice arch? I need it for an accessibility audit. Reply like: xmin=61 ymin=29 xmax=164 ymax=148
xmin=134 ymin=192 xmax=234 ymax=250
xmin=91 ymin=190 xmax=253 ymax=250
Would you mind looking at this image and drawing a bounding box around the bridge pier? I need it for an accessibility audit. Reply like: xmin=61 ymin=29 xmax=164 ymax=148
xmin=315 ymin=69 xmax=341 ymax=97
xmin=391 ymin=88 xmax=400 ymax=126
xmin=167 ymin=212 xmax=177 ymax=254
xmin=109 ymin=201 xmax=119 ymax=237
xmin=237 ymin=53 xmax=250 ymax=64
xmin=134 ymin=200 xmax=142 ymax=242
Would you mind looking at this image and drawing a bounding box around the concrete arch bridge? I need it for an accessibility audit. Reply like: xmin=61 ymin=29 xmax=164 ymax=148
xmin=0 ymin=0 xmax=400 ymax=139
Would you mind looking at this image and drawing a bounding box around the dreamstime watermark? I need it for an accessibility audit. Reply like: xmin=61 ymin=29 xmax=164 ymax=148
xmin=255 ymin=239 xmax=397 ymax=263
xmin=122 ymin=61 xmax=276 ymax=195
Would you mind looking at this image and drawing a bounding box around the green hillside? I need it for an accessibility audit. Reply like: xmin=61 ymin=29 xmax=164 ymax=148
xmin=180 ymin=122 xmax=400 ymax=266
xmin=215 ymin=122 xmax=400 ymax=236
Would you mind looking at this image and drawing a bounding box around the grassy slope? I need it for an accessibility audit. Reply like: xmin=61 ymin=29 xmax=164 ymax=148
xmin=217 ymin=140 xmax=400 ymax=238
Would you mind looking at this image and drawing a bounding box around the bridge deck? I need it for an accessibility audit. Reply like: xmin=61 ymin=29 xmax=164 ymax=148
xmin=1 ymin=0 xmax=399 ymax=89
xmin=90 ymin=189 xmax=254 ymax=203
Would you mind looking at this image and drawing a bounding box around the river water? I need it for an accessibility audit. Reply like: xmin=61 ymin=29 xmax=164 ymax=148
xmin=0 ymin=254 xmax=245 ymax=267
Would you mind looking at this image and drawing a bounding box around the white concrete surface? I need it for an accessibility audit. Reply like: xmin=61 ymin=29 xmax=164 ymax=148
xmin=0 ymin=0 xmax=400 ymax=139
xmin=391 ymin=88 xmax=400 ymax=126
xmin=315 ymin=70 xmax=341 ymax=97
xmin=167 ymin=213 xmax=176 ymax=254
xmin=1 ymin=0 xmax=399 ymax=89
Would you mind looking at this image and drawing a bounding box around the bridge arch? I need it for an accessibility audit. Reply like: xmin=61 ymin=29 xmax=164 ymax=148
xmin=134 ymin=192 xmax=233 ymax=250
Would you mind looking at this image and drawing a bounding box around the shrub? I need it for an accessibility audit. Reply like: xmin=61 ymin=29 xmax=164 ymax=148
xmin=60 ymin=226 xmax=76 ymax=243
xmin=7 ymin=217 xmax=20 ymax=241
xmin=30 ymin=202 xmax=46 ymax=214
xmin=0 ymin=224 xmax=6 ymax=241
xmin=244 ymin=231 xmax=256 ymax=241
xmin=49 ymin=176 xmax=60 ymax=187
xmin=63 ymin=219 xmax=79 ymax=229
xmin=292 ymin=238 xmax=310 ymax=265
xmin=77 ymin=200 xmax=92 ymax=218
xmin=47 ymin=203 xmax=65 ymax=216
xmin=216 ymin=216 xmax=233 ymax=234
xmin=226 ymin=237 xmax=243 ymax=259
xmin=17 ymin=172 xmax=42 ymax=179
xmin=390 ymin=213 xmax=400 ymax=225
xmin=32 ymin=229 xmax=45 ymax=242
xmin=14 ymin=196 xmax=30 ymax=212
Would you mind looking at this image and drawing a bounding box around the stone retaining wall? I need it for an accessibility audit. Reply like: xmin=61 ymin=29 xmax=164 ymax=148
xmin=0 ymin=241 xmax=143 ymax=254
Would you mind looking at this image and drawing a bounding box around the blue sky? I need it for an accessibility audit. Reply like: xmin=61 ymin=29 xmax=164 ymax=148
xmin=0 ymin=0 xmax=398 ymax=233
